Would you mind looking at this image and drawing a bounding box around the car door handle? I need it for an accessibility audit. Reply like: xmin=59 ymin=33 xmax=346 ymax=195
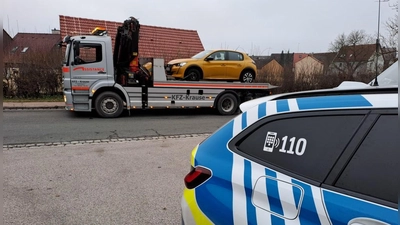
xmin=98 ymin=71 xmax=106 ymax=74
xmin=221 ymin=64 xmax=226 ymax=66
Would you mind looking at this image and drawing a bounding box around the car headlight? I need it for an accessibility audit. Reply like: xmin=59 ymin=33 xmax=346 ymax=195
xmin=178 ymin=62 xmax=187 ymax=67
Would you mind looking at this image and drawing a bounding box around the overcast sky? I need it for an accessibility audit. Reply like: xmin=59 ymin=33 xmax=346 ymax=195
xmin=3 ymin=0 xmax=397 ymax=54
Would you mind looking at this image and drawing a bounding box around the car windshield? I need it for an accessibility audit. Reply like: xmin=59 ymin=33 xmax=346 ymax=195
xmin=191 ymin=50 xmax=214 ymax=59
xmin=369 ymin=62 xmax=398 ymax=86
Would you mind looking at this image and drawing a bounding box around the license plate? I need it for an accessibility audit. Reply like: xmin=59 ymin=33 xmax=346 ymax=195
xmin=165 ymin=67 xmax=171 ymax=71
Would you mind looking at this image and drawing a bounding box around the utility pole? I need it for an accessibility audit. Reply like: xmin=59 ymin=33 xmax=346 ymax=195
xmin=373 ymin=0 xmax=389 ymax=86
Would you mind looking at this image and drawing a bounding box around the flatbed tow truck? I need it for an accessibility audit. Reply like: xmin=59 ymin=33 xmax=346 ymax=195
xmin=60 ymin=17 xmax=277 ymax=118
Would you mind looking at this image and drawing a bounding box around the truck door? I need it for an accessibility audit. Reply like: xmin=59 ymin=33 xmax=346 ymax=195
xmin=69 ymin=40 xmax=108 ymax=93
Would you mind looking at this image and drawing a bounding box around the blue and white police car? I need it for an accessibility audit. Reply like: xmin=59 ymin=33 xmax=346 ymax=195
xmin=181 ymin=63 xmax=399 ymax=224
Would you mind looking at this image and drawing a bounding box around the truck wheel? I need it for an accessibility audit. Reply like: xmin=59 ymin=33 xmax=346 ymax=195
xmin=240 ymin=70 xmax=255 ymax=83
xmin=217 ymin=93 xmax=238 ymax=115
xmin=95 ymin=91 xmax=124 ymax=118
xmin=185 ymin=68 xmax=201 ymax=81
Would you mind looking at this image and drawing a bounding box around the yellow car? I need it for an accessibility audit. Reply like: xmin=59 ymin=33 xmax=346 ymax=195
xmin=165 ymin=49 xmax=257 ymax=82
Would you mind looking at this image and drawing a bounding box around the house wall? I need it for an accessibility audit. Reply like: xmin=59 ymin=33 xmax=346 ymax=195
xmin=258 ymin=60 xmax=284 ymax=83
xmin=294 ymin=56 xmax=323 ymax=77
xmin=330 ymin=54 xmax=385 ymax=76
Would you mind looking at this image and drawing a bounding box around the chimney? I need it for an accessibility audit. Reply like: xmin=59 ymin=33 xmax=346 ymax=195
xmin=52 ymin=28 xmax=60 ymax=34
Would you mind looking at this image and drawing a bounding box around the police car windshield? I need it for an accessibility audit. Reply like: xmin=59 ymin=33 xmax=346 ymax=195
xmin=369 ymin=62 xmax=398 ymax=86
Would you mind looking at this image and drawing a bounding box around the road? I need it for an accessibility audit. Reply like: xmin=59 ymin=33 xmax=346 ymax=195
xmin=4 ymin=135 xmax=205 ymax=225
xmin=3 ymin=108 xmax=235 ymax=224
xmin=3 ymin=108 xmax=235 ymax=145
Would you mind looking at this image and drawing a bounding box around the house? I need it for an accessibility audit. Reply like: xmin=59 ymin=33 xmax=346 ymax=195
xmin=329 ymin=44 xmax=384 ymax=77
xmin=59 ymin=15 xmax=204 ymax=63
xmin=3 ymin=31 xmax=62 ymax=96
xmin=381 ymin=47 xmax=397 ymax=69
xmin=3 ymin=29 xmax=13 ymax=50
xmin=311 ymin=52 xmax=337 ymax=75
xmin=293 ymin=53 xmax=309 ymax=64
xmin=294 ymin=55 xmax=324 ymax=77
xmin=251 ymin=56 xmax=285 ymax=83
xmin=270 ymin=52 xmax=294 ymax=70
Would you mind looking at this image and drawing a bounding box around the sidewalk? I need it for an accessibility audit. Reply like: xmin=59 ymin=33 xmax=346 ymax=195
xmin=3 ymin=102 xmax=65 ymax=109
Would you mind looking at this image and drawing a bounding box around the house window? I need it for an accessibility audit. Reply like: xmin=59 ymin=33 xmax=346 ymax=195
xmin=11 ymin=47 xmax=19 ymax=53
xmin=21 ymin=47 xmax=29 ymax=53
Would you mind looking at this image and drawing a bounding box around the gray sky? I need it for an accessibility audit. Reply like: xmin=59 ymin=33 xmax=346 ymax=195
xmin=3 ymin=0 xmax=397 ymax=54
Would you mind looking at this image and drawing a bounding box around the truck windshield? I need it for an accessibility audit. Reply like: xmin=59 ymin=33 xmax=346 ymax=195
xmin=191 ymin=50 xmax=214 ymax=59
xmin=64 ymin=44 xmax=71 ymax=65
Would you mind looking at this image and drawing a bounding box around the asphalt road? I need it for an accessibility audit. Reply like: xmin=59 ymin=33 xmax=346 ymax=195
xmin=4 ymin=136 xmax=205 ymax=225
xmin=3 ymin=108 xmax=235 ymax=145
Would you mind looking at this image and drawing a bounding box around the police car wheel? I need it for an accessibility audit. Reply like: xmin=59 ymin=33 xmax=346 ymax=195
xmin=95 ymin=91 xmax=124 ymax=118
xmin=217 ymin=93 xmax=238 ymax=115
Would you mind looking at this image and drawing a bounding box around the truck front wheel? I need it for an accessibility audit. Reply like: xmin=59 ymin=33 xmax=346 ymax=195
xmin=95 ymin=91 xmax=124 ymax=118
xmin=216 ymin=93 xmax=238 ymax=115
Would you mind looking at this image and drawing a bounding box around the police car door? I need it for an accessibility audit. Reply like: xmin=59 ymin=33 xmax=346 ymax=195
xmin=320 ymin=111 xmax=398 ymax=224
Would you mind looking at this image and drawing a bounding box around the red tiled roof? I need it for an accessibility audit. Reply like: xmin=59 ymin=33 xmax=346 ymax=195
xmin=293 ymin=53 xmax=309 ymax=64
xmin=59 ymin=15 xmax=204 ymax=63
xmin=4 ymin=33 xmax=61 ymax=64
xmin=334 ymin=44 xmax=377 ymax=62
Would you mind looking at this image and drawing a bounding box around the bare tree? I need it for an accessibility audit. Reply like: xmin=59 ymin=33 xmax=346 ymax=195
xmin=329 ymin=30 xmax=373 ymax=52
xmin=329 ymin=30 xmax=377 ymax=80
xmin=383 ymin=2 xmax=398 ymax=49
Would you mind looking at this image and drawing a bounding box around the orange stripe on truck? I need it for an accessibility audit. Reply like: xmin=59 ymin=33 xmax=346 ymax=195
xmin=72 ymin=86 xmax=90 ymax=91
xmin=62 ymin=67 xmax=70 ymax=72
xmin=153 ymin=82 xmax=270 ymax=89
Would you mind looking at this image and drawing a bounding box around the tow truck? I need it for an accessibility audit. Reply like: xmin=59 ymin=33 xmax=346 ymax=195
xmin=61 ymin=17 xmax=276 ymax=118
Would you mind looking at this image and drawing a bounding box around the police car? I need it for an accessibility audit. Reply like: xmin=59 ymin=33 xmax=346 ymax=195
xmin=181 ymin=63 xmax=399 ymax=224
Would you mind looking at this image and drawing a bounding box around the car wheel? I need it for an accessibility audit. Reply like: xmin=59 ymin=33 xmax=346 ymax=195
xmin=185 ymin=68 xmax=201 ymax=81
xmin=95 ymin=91 xmax=124 ymax=118
xmin=217 ymin=93 xmax=238 ymax=115
xmin=240 ymin=70 xmax=255 ymax=83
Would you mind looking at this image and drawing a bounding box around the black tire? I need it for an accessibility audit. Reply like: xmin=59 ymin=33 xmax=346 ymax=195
xmin=185 ymin=68 xmax=201 ymax=81
xmin=216 ymin=93 xmax=238 ymax=115
xmin=240 ymin=70 xmax=255 ymax=83
xmin=95 ymin=91 xmax=124 ymax=118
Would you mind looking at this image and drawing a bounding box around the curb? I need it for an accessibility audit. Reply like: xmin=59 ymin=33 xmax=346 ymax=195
xmin=3 ymin=102 xmax=65 ymax=110
xmin=3 ymin=133 xmax=211 ymax=150
xmin=3 ymin=106 xmax=65 ymax=110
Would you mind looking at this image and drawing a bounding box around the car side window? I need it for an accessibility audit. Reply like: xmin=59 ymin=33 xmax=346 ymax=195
xmin=335 ymin=114 xmax=399 ymax=203
xmin=209 ymin=51 xmax=225 ymax=61
xmin=227 ymin=51 xmax=243 ymax=61
xmin=76 ymin=43 xmax=103 ymax=64
xmin=235 ymin=114 xmax=365 ymax=182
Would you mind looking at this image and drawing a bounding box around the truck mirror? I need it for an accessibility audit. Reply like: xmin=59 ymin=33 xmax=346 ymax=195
xmin=73 ymin=41 xmax=80 ymax=57
xmin=74 ymin=56 xmax=80 ymax=65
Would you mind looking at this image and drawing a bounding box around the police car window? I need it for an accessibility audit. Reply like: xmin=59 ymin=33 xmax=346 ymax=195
xmin=335 ymin=114 xmax=399 ymax=203
xmin=236 ymin=115 xmax=365 ymax=182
